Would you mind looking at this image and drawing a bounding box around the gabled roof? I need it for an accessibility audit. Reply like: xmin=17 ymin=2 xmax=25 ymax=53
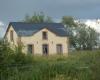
xmin=6 ymin=22 xmax=70 ymax=37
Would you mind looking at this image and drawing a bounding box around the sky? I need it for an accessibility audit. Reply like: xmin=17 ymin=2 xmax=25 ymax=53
xmin=85 ymin=19 xmax=100 ymax=33
xmin=0 ymin=0 xmax=100 ymax=37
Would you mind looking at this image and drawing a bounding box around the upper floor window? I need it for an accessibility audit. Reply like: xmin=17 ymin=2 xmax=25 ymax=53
xmin=10 ymin=30 xmax=13 ymax=41
xmin=42 ymin=31 xmax=48 ymax=40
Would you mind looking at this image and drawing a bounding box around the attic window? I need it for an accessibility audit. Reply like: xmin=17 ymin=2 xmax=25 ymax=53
xmin=42 ymin=31 xmax=48 ymax=40
xmin=10 ymin=30 xmax=14 ymax=41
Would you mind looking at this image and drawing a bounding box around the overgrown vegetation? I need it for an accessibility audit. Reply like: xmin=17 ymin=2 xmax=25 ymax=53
xmin=0 ymin=40 xmax=100 ymax=80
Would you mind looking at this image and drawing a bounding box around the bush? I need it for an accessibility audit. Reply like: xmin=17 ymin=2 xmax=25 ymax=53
xmin=0 ymin=40 xmax=34 ymax=80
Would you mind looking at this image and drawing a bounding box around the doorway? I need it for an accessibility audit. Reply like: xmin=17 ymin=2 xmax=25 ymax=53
xmin=42 ymin=44 xmax=49 ymax=55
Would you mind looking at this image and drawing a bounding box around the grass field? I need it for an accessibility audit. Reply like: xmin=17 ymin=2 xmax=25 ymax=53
xmin=0 ymin=50 xmax=100 ymax=80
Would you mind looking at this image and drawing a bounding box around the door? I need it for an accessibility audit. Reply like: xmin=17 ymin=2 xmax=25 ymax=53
xmin=28 ymin=45 xmax=34 ymax=54
xmin=56 ymin=44 xmax=63 ymax=54
xmin=42 ymin=44 xmax=49 ymax=55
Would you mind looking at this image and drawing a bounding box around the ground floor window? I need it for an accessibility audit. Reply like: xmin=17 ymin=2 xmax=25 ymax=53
xmin=27 ymin=44 xmax=34 ymax=54
xmin=42 ymin=44 xmax=49 ymax=55
xmin=56 ymin=44 xmax=63 ymax=54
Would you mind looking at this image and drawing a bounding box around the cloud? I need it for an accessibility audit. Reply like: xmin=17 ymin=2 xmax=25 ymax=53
xmin=0 ymin=0 xmax=100 ymax=23
xmin=76 ymin=19 xmax=100 ymax=33
xmin=29 ymin=0 xmax=100 ymax=19
xmin=0 ymin=21 xmax=4 ymax=26
xmin=83 ymin=19 xmax=100 ymax=33
xmin=0 ymin=21 xmax=5 ymax=38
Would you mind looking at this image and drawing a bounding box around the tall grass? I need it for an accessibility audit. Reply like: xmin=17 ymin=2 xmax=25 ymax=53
xmin=0 ymin=50 xmax=100 ymax=80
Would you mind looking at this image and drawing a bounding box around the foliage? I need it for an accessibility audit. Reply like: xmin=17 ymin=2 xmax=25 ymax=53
xmin=0 ymin=40 xmax=14 ymax=64
xmin=62 ymin=16 xmax=99 ymax=50
xmin=0 ymin=40 xmax=34 ymax=80
xmin=0 ymin=40 xmax=100 ymax=80
xmin=72 ymin=23 xmax=99 ymax=50
xmin=0 ymin=40 xmax=33 ymax=64
xmin=23 ymin=12 xmax=53 ymax=23
xmin=62 ymin=16 xmax=77 ymax=27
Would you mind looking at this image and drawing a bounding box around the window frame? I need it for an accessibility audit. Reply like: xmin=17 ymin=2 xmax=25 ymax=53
xmin=42 ymin=31 xmax=48 ymax=40
xmin=10 ymin=30 xmax=14 ymax=41
xmin=27 ymin=44 xmax=34 ymax=54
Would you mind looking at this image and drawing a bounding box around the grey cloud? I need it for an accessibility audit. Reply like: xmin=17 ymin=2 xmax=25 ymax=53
xmin=0 ymin=0 xmax=100 ymax=24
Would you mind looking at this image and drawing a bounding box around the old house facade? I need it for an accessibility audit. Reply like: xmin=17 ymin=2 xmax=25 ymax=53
xmin=4 ymin=22 xmax=69 ymax=56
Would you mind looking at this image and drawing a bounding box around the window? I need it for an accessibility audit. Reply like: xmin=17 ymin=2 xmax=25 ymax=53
xmin=27 ymin=45 xmax=34 ymax=54
xmin=56 ymin=44 xmax=63 ymax=54
xmin=42 ymin=31 xmax=48 ymax=40
xmin=10 ymin=30 xmax=13 ymax=41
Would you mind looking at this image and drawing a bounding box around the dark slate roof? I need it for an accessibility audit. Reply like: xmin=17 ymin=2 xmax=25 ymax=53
xmin=9 ymin=22 xmax=69 ymax=37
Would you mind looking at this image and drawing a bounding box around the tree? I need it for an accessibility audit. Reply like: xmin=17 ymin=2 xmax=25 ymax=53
xmin=62 ymin=16 xmax=99 ymax=50
xmin=23 ymin=12 xmax=53 ymax=23
xmin=73 ymin=23 xmax=99 ymax=50
xmin=62 ymin=16 xmax=77 ymax=27
xmin=61 ymin=16 xmax=78 ymax=48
